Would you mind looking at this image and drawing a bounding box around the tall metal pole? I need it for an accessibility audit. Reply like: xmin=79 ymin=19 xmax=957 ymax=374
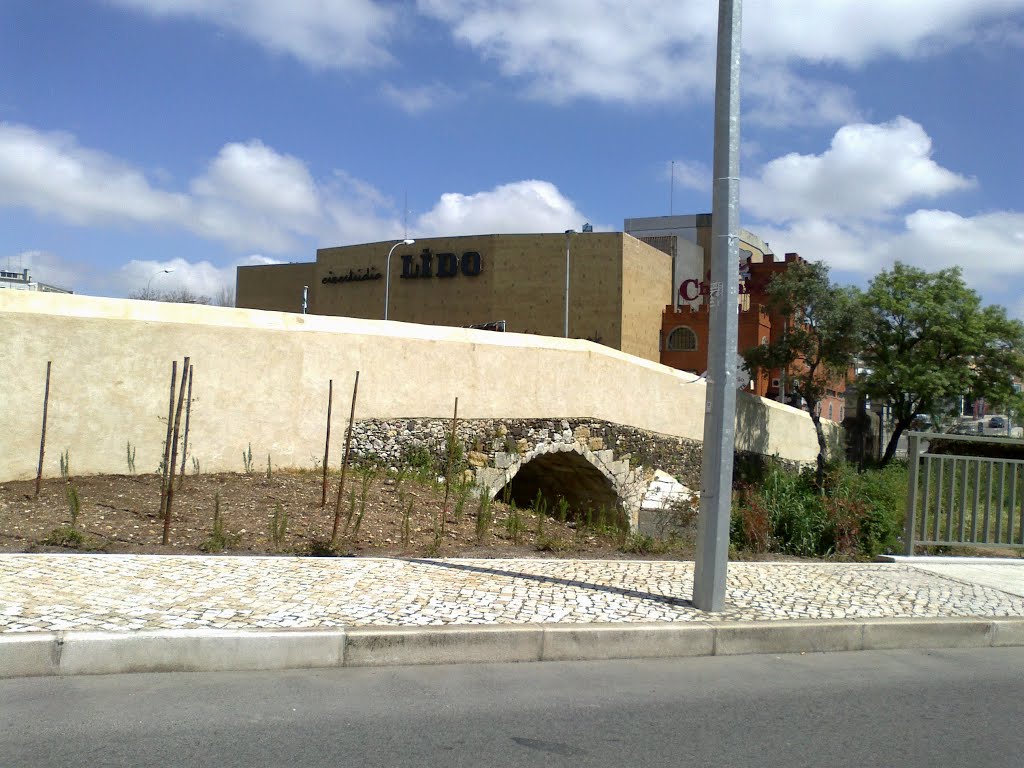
xmin=693 ymin=0 xmax=742 ymax=613
xmin=563 ymin=229 xmax=574 ymax=337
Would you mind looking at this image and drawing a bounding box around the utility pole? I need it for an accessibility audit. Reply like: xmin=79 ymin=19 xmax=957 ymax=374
xmin=693 ymin=0 xmax=742 ymax=613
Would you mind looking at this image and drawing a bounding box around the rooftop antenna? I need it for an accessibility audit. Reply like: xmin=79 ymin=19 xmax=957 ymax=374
xmin=670 ymin=160 xmax=675 ymax=216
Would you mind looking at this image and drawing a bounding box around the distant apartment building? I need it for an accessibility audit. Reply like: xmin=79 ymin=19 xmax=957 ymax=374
xmin=0 ymin=268 xmax=73 ymax=294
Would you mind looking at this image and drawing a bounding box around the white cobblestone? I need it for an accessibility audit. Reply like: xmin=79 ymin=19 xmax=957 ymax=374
xmin=0 ymin=555 xmax=1021 ymax=634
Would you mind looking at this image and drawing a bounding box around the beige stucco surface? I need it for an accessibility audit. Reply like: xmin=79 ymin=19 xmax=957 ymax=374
xmin=0 ymin=291 xmax=828 ymax=481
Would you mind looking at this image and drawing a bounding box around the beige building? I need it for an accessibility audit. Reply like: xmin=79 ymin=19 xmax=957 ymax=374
xmin=237 ymin=232 xmax=672 ymax=362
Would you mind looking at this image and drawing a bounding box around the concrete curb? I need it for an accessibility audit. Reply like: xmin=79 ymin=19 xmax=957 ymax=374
xmin=4 ymin=617 xmax=1024 ymax=679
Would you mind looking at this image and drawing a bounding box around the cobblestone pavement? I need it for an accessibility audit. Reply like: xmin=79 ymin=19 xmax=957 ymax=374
xmin=1 ymin=555 xmax=1022 ymax=634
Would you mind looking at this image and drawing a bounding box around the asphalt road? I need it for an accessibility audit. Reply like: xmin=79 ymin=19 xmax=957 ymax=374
xmin=4 ymin=648 xmax=1023 ymax=767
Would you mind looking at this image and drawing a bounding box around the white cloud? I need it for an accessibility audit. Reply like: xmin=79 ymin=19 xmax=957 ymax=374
xmin=113 ymin=255 xmax=281 ymax=299
xmin=744 ymin=118 xmax=1024 ymax=314
xmin=756 ymin=211 xmax=1024 ymax=299
xmin=745 ymin=117 xmax=974 ymax=222
xmin=0 ymin=123 xmax=596 ymax=263
xmin=105 ymin=0 xmax=397 ymax=70
xmin=415 ymin=180 xmax=590 ymax=235
xmin=0 ymin=122 xmax=397 ymax=252
xmin=413 ymin=0 xmax=1024 ymax=123
xmin=744 ymin=67 xmax=861 ymax=128
xmin=669 ymin=160 xmax=710 ymax=193
xmin=0 ymin=123 xmax=189 ymax=225
xmin=380 ymin=82 xmax=463 ymax=114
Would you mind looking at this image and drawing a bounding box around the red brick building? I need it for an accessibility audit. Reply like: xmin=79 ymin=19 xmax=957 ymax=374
xmin=659 ymin=252 xmax=848 ymax=422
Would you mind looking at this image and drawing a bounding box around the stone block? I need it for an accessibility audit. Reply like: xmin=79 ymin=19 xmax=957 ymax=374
xmin=588 ymin=437 xmax=605 ymax=451
xmin=0 ymin=634 xmax=61 ymax=678
xmin=713 ymin=620 xmax=863 ymax=656
xmin=344 ymin=625 xmax=544 ymax=667
xmin=860 ymin=618 xmax=994 ymax=650
xmin=58 ymin=629 xmax=347 ymax=676
xmin=542 ymin=623 xmax=714 ymax=661
xmin=466 ymin=451 xmax=489 ymax=468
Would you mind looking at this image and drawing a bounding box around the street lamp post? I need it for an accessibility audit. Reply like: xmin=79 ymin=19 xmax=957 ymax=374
xmin=693 ymin=0 xmax=742 ymax=613
xmin=145 ymin=268 xmax=174 ymax=296
xmin=563 ymin=229 xmax=575 ymax=338
xmin=384 ymin=239 xmax=415 ymax=321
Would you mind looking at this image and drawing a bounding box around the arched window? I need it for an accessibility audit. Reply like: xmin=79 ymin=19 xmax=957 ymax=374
xmin=666 ymin=326 xmax=698 ymax=352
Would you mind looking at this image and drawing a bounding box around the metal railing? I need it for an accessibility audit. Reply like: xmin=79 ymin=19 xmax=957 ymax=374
xmin=904 ymin=431 xmax=1024 ymax=555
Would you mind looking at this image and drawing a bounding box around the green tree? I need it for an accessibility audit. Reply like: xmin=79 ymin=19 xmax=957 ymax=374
xmin=743 ymin=260 xmax=864 ymax=485
xmin=859 ymin=263 xmax=1024 ymax=465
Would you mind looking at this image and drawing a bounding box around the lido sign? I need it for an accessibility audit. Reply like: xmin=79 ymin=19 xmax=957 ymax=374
xmin=401 ymin=248 xmax=483 ymax=279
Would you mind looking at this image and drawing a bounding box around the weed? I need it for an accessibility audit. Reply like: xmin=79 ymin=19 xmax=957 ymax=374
xmin=242 ymin=443 xmax=253 ymax=474
xmin=59 ymin=449 xmax=70 ymax=482
xmin=43 ymin=525 xmax=84 ymax=548
xmin=200 ymin=493 xmax=234 ymax=552
xmin=535 ymin=532 xmax=567 ymax=553
xmin=269 ymin=503 xmax=288 ymax=549
xmin=619 ymin=533 xmax=665 ymax=555
xmin=401 ymin=494 xmax=413 ymax=549
xmin=192 ymin=456 xmax=200 ymax=475
xmin=554 ymin=497 xmax=570 ymax=524
xmin=453 ymin=477 xmax=472 ymax=522
xmin=266 ymin=454 xmax=272 ymax=480
xmin=304 ymin=539 xmax=337 ymax=557
xmin=475 ymin=488 xmax=492 ymax=544
xmin=65 ymin=484 xmax=80 ymax=529
xmin=126 ymin=441 xmax=136 ymax=475
xmin=532 ymin=491 xmax=548 ymax=539
xmin=505 ymin=501 xmax=524 ymax=544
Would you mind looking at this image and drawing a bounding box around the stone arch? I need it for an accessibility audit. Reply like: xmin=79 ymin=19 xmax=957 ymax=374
xmin=474 ymin=442 xmax=647 ymax=530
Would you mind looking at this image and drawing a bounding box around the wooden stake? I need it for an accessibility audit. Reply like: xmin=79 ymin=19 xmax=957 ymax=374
xmin=159 ymin=361 xmax=177 ymax=522
xmin=34 ymin=361 xmax=52 ymax=499
xmin=321 ymin=379 xmax=333 ymax=507
xmin=163 ymin=357 xmax=189 ymax=545
xmin=177 ymin=364 xmax=194 ymax=490
xmin=332 ymin=371 xmax=360 ymax=544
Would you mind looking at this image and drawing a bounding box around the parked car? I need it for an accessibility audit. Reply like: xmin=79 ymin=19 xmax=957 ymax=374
xmin=989 ymin=416 xmax=1007 ymax=429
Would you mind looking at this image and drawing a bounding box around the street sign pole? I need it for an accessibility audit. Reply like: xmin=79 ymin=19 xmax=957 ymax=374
xmin=693 ymin=0 xmax=742 ymax=613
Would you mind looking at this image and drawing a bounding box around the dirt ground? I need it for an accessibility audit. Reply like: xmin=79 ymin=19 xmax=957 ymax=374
xmin=0 ymin=468 xmax=697 ymax=559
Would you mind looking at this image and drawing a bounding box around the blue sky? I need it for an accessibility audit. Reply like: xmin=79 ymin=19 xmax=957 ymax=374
xmin=2 ymin=0 xmax=1023 ymax=316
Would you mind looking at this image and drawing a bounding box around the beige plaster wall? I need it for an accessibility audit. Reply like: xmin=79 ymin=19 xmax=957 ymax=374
xmin=0 ymin=291 xmax=829 ymax=481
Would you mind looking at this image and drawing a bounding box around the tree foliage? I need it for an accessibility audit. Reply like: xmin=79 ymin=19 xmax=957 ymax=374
xmin=859 ymin=262 xmax=1024 ymax=465
xmin=742 ymin=260 xmax=864 ymax=484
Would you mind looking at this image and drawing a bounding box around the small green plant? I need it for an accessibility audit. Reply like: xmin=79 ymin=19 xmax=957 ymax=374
xmin=532 ymin=491 xmax=548 ymax=539
xmin=269 ymin=503 xmax=288 ymax=549
xmin=192 ymin=456 xmax=200 ymax=475
xmin=475 ymin=488 xmax=492 ymax=544
xmin=43 ymin=525 xmax=84 ymax=548
xmin=304 ymin=538 xmax=337 ymax=556
xmin=620 ymin=532 xmax=664 ymax=555
xmin=505 ymin=501 xmax=524 ymax=544
xmin=401 ymin=494 xmax=413 ymax=549
xmin=535 ymin=532 xmax=568 ymax=553
xmin=555 ymin=497 xmax=570 ymax=524
xmin=453 ymin=477 xmax=472 ymax=522
xmin=125 ymin=441 xmax=136 ymax=474
xmin=266 ymin=453 xmax=272 ymax=480
xmin=200 ymin=493 xmax=234 ymax=552
xmin=65 ymin=484 xmax=81 ymax=529
xmin=59 ymin=449 xmax=70 ymax=482
xmin=242 ymin=443 xmax=254 ymax=474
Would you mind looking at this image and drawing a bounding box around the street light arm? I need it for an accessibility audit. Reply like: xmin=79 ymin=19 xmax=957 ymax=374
xmin=384 ymin=239 xmax=415 ymax=321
